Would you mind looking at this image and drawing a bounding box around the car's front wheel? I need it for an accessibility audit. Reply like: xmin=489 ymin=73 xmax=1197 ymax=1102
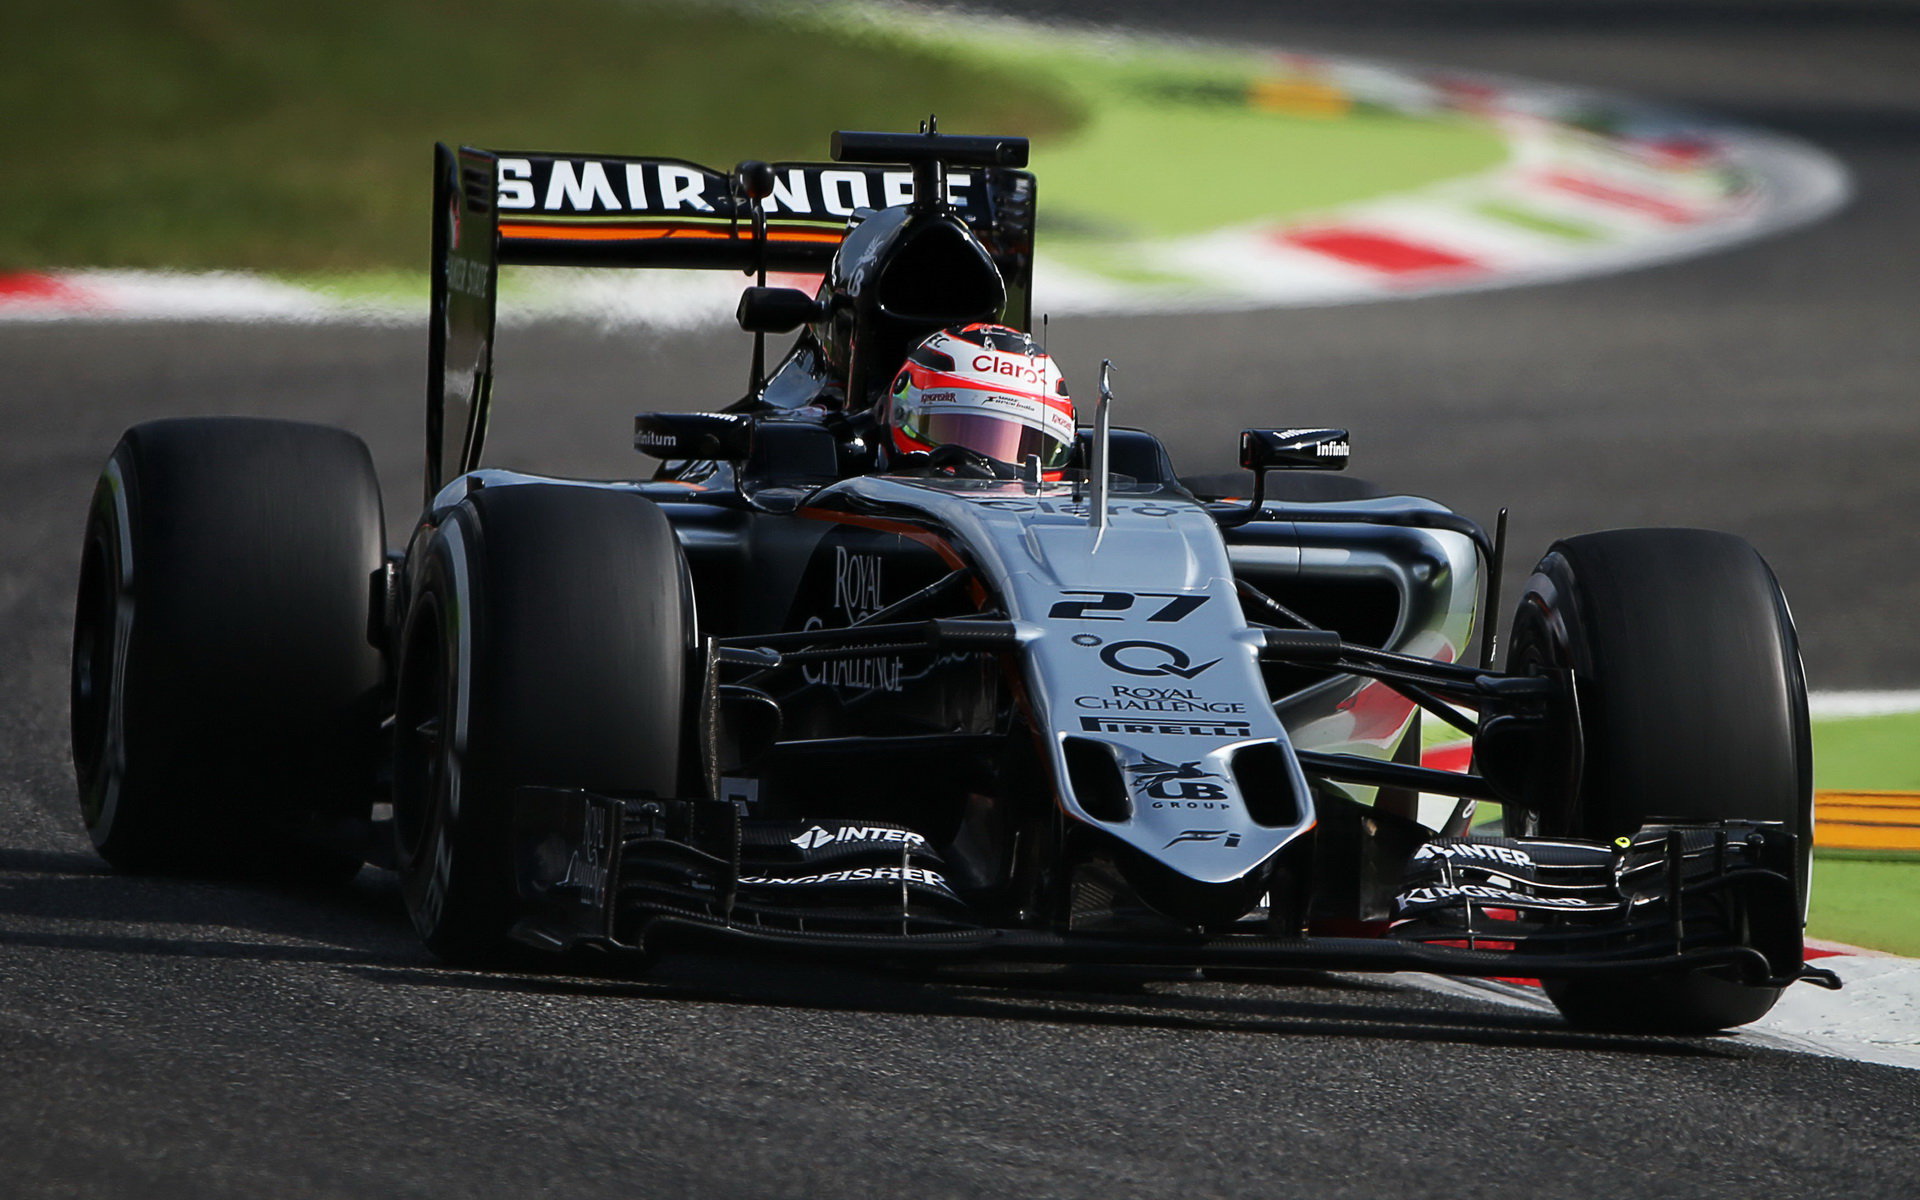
xmin=1506 ymin=528 xmax=1811 ymax=1033
xmin=392 ymin=484 xmax=691 ymax=965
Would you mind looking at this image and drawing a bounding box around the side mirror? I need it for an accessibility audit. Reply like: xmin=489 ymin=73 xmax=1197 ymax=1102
xmin=737 ymin=286 xmax=827 ymax=334
xmin=1240 ymin=427 xmax=1351 ymax=472
xmin=1213 ymin=428 xmax=1351 ymax=528
xmin=634 ymin=412 xmax=753 ymax=460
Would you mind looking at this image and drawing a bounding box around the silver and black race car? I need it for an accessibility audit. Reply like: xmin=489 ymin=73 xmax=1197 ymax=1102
xmin=69 ymin=127 xmax=1835 ymax=1034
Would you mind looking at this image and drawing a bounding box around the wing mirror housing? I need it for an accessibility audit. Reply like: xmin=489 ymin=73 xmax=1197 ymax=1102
xmin=1214 ymin=428 xmax=1352 ymax=528
xmin=634 ymin=412 xmax=753 ymax=460
xmin=737 ymin=286 xmax=828 ymax=334
xmin=1240 ymin=427 xmax=1351 ymax=472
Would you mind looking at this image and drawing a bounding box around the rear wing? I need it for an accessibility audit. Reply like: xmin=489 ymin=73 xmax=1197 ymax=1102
xmin=425 ymin=143 xmax=1036 ymax=499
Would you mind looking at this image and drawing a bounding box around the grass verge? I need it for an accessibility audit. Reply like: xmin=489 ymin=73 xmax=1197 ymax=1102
xmin=1806 ymin=709 xmax=1919 ymax=954
xmin=1013 ymin=44 xmax=1504 ymax=243
xmin=4 ymin=0 xmax=1077 ymax=272
xmin=1810 ymin=858 xmax=1920 ymax=957
xmin=8 ymin=0 xmax=1504 ymax=275
xmin=903 ymin=8 xmax=1506 ymax=269
xmin=1812 ymin=710 xmax=1920 ymax=792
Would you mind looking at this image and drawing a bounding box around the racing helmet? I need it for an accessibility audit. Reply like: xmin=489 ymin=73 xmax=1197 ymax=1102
xmin=887 ymin=324 xmax=1075 ymax=471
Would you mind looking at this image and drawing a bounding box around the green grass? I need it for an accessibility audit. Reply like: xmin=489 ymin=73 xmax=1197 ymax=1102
xmin=2 ymin=0 xmax=1079 ymax=271
xmin=1813 ymin=710 xmax=1920 ymax=792
xmin=1030 ymin=85 xmax=1500 ymax=242
xmin=4 ymin=0 xmax=1506 ymax=275
xmin=1809 ymin=858 xmax=1920 ymax=956
xmin=1472 ymin=200 xmax=1604 ymax=242
xmin=1805 ymin=709 xmax=1919 ymax=954
xmin=941 ymin=22 xmax=1507 ymax=244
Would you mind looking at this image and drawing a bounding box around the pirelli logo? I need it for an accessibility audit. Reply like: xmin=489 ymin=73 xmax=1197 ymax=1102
xmin=1080 ymin=717 xmax=1253 ymax=737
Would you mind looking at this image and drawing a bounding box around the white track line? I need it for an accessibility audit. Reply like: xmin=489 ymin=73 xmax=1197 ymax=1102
xmin=1809 ymin=691 xmax=1920 ymax=719
xmin=1395 ymin=953 xmax=1920 ymax=1072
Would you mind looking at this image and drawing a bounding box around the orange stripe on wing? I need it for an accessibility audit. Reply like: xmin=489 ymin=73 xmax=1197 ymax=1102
xmin=500 ymin=222 xmax=727 ymax=242
xmin=766 ymin=228 xmax=844 ymax=244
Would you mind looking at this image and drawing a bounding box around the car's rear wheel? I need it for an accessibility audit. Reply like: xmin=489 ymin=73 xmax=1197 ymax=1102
xmin=70 ymin=418 xmax=386 ymax=878
xmin=1506 ymin=528 xmax=1811 ymax=1033
xmin=392 ymin=484 xmax=691 ymax=965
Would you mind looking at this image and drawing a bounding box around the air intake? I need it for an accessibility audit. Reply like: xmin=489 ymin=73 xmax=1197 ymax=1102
xmin=1232 ymin=742 xmax=1303 ymax=828
xmin=1062 ymin=737 xmax=1131 ymax=822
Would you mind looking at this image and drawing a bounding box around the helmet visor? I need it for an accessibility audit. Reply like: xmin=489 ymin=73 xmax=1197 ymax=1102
xmin=901 ymin=409 xmax=1073 ymax=469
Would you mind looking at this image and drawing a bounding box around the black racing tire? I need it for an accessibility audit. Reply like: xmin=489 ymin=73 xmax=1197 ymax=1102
xmin=70 ymin=418 xmax=386 ymax=878
xmin=1506 ymin=528 xmax=1811 ymax=1033
xmin=392 ymin=484 xmax=690 ymax=966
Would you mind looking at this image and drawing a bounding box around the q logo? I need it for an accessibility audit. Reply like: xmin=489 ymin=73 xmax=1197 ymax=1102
xmin=1098 ymin=640 xmax=1220 ymax=679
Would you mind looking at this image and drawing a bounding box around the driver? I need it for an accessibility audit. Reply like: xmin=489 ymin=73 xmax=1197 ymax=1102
xmin=886 ymin=323 xmax=1075 ymax=477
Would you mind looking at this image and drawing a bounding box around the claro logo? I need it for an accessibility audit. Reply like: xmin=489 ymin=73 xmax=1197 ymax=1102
xmin=972 ymin=353 xmax=1048 ymax=385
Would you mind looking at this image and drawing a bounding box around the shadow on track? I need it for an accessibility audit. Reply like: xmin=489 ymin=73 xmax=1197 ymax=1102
xmin=0 ymin=842 xmax=422 ymax=966
xmin=342 ymin=952 xmax=1742 ymax=1063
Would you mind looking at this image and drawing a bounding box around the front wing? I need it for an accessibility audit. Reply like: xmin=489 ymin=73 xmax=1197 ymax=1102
xmin=508 ymin=785 xmax=1832 ymax=992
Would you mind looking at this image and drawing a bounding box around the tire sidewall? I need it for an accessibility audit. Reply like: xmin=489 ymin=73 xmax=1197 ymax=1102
xmin=72 ymin=446 xmax=145 ymax=860
xmin=393 ymin=524 xmax=497 ymax=954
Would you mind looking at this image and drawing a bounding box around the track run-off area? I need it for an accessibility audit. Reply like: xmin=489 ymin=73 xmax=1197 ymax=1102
xmin=3 ymin=2 xmax=1919 ymax=1196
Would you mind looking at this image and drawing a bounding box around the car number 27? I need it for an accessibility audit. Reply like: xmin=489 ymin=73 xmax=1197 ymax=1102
xmin=1047 ymin=592 xmax=1209 ymax=622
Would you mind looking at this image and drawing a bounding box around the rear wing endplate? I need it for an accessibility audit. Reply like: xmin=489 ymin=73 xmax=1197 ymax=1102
xmin=425 ymin=143 xmax=1036 ymax=499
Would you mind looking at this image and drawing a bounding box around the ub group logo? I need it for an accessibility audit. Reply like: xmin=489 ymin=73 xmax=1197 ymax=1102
xmin=1127 ymin=756 xmax=1229 ymax=801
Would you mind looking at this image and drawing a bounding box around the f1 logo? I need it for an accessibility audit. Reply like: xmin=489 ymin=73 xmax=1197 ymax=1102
xmin=1164 ymin=830 xmax=1242 ymax=848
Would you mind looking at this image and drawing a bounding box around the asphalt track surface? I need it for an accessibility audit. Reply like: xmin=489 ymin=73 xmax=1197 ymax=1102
xmin=4 ymin=3 xmax=1920 ymax=1197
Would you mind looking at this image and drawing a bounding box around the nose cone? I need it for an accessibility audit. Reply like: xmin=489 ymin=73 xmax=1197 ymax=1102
xmin=1112 ymin=837 xmax=1277 ymax=928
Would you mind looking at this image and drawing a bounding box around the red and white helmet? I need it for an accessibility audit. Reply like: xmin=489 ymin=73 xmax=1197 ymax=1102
xmin=888 ymin=324 xmax=1075 ymax=471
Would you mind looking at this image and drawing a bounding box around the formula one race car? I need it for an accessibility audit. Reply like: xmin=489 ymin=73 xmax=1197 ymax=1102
xmin=70 ymin=126 xmax=1836 ymax=1033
